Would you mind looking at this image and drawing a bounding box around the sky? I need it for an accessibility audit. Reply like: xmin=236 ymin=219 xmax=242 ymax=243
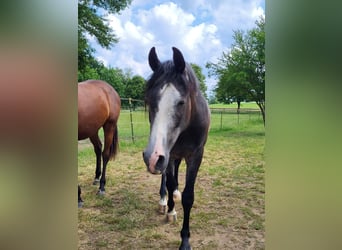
xmin=90 ymin=0 xmax=265 ymax=97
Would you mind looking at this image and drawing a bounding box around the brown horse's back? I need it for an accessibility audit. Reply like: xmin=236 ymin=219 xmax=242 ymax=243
xmin=78 ymin=80 xmax=120 ymax=140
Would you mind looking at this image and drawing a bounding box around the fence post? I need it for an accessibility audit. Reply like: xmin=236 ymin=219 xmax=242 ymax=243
xmin=129 ymin=98 xmax=135 ymax=143
xmin=220 ymin=110 xmax=223 ymax=130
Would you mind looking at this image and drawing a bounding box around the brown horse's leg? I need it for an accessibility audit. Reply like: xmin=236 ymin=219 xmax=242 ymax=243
xmin=78 ymin=185 xmax=83 ymax=208
xmin=89 ymin=134 xmax=102 ymax=185
xmin=98 ymin=121 xmax=115 ymax=194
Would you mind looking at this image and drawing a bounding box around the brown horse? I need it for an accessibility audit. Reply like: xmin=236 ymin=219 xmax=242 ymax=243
xmin=78 ymin=80 xmax=120 ymax=206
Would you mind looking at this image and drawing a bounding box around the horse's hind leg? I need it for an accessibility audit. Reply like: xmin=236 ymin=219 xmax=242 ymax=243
xmin=165 ymin=159 xmax=180 ymax=222
xmin=173 ymin=159 xmax=182 ymax=201
xmin=89 ymin=134 xmax=102 ymax=185
xmin=98 ymin=122 xmax=115 ymax=194
xmin=159 ymin=173 xmax=167 ymax=214
xmin=78 ymin=185 xmax=83 ymax=208
xmin=160 ymin=159 xmax=181 ymax=214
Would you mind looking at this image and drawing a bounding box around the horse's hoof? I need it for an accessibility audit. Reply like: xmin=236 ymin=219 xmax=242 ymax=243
xmin=159 ymin=198 xmax=167 ymax=214
xmin=97 ymin=190 xmax=105 ymax=195
xmin=78 ymin=201 xmax=83 ymax=208
xmin=159 ymin=204 xmax=167 ymax=214
xmin=93 ymin=179 xmax=100 ymax=185
xmin=179 ymin=247 xmax=192 ymax=250
xmin=173 ymin=189 xmax=181 ymax=201
xmin=179 ymin=246 xmax=192 ymax=250
xmin=179 ymin=240 xmax=192 ymax=250
xmin=167 ymin=209 xmax=177 ymax=222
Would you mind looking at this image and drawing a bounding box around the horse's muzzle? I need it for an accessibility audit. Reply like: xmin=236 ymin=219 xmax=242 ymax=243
xmin=143 ymin=151 xmax=165 ymax=175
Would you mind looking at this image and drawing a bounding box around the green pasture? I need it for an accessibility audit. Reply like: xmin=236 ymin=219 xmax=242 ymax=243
xmin=209 ymin=102 xmax=259 ymax=109
xmin=78 ymin=109 xmax=265 ymax=249
xmin=115 ymin=108 xmax=263 ymax=143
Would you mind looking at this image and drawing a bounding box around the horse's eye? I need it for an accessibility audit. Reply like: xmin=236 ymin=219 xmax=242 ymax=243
xmin=177 ymin=100 xmax=185 ymax=106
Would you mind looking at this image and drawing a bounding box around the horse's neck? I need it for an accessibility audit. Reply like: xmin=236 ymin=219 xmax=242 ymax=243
xmin=190 ymin=91 xmax=208 ymax=123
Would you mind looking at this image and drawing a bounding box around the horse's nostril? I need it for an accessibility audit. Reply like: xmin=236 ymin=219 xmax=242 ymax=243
xmin=156 ymin=155 xmax=165 ymax=170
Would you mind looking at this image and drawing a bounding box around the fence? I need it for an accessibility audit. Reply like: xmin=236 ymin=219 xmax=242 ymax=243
xmin=210 ymin=108 xmax=262 ymax=130
xmin=118 ymin=99 xmax=262 ymax=143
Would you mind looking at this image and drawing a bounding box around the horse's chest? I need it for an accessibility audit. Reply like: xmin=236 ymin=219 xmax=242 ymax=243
xmin=171 ymin=132 xmax=199 ymax=158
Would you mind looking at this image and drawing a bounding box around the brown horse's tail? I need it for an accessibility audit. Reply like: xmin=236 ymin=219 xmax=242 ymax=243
xmin=109 ymin=124 xmax=119 ymax=160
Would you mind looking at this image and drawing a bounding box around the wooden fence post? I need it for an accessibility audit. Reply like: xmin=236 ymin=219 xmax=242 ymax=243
xmin=129 ymin=98 xmax=135 ymax=143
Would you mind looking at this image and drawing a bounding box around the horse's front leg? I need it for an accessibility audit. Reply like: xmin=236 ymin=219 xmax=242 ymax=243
xmin=179 ymin=187 xmax=194 ymax=250
xmin=179 ymin=149 xmax=203 ymax=250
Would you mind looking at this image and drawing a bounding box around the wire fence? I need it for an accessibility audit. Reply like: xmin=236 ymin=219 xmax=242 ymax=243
xmin=118 ymin=98 xmax=263 ymax=143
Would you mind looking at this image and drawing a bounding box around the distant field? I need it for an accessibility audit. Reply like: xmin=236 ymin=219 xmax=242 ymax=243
xmin=210 ymin=102 xmax=259 ymax=109
xmin=92 ymin=107 xmax=263 ymax=143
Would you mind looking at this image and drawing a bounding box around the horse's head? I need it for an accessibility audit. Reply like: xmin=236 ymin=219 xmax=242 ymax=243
xmin=143 ymin=47 xmax=195 ymax=174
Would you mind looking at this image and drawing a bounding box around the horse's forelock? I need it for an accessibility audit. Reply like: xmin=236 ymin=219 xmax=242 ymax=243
xmin=145 ymin=61 xmax=199 ymax=107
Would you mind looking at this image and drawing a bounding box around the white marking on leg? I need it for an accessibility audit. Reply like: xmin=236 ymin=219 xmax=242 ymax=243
xmin=167 ymin=208 xmax=177 ymax=222
xmin=159 ymin=197 xmax=167 ymax=206
xmin=159 ymin=197 xmax=167 ymax=214
xmin=173 ymin=189 xmax=182 ymax=201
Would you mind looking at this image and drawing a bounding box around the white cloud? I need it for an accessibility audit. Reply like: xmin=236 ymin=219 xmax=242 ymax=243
xmin=251 ymin=6 xmax=265 ymax=19
xmin=92 ymin=0 xmax=265 ymax=95
xmin=150 ymin=2 xmax=195 ymax=25
xmin=107 ymin=15 xmax=123 ymax=37
xmin=96 ymin=56 xmax=108 ymax=67
xmin=96 ymin=3 xmax=222 ymax=75
xmin=209 ymin=0 xmax=265 ymax=42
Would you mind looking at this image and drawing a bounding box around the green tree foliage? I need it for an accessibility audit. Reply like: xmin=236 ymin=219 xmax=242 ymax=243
xmin=190 ymin=63 xmax=208 ymax=100
xmin=98 ymin=66 xmax=127 ymax=95
xmin=207 ymin=17 xmax=265 ymax=124
xmin=78 ymin=0 xmax=131 ymax=75
xmin=78 ymin=60 xmax=129 ymax=98
xmin=78 ymin=57 xmax=104 ymax=82
xmin=78 ymin=65 xmax=100 ymax=81
xmin=125 ymin=75 xmax=145 ymax=100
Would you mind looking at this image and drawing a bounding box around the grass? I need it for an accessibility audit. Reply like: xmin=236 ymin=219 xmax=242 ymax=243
xmin=114 ymin=108 xmax=263 ymax=142
xmin=209 ymin=102 xmax=259 ymax=109
xmin=78 ymin=112 xmax=265 ymax=249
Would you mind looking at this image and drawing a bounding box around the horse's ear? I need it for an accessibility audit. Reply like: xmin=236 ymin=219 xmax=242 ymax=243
xmin=172 ymin=47 xmax=185 ymax=73
xmin=148 ymin=47 xmax=161 ymax=72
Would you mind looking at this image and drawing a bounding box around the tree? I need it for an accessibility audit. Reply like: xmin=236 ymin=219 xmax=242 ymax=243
xmin=78 ymin=0 xmax=131 ymax=75
xmin=207 ymin=17 xmax=265 ymax=124
xmin=98 ymin=66 xmax=126 ymax=96
xmin=78 ymin=56 xmax=105 ymax=82
xmin=125 ymin=75 xmax=145 ymax=100
xmin=190 ymin=63 xmax=208 ymax=100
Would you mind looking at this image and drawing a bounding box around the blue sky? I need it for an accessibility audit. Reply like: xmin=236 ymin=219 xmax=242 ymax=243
xmin=90 ymin=0 xmax=265 ymax=96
